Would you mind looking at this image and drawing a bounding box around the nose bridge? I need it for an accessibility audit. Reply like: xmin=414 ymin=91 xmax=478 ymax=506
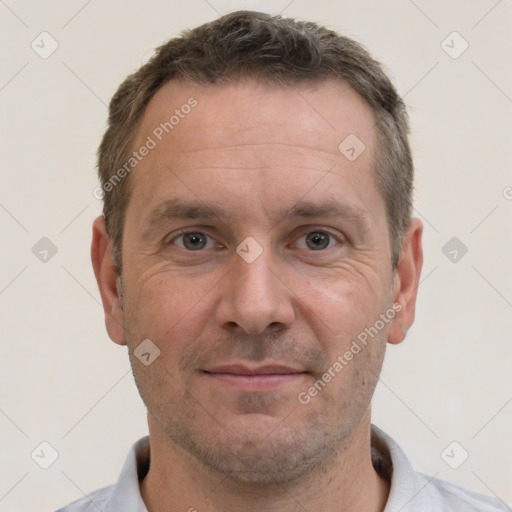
xmin=235 ymin=243 xmax=275 ymax=302
xmin=217 ymin=236 xmax=294 ymax=334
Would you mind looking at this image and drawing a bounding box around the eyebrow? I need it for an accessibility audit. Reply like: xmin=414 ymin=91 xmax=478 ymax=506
xmin=142 ymin=198 xmax=371 ymax=237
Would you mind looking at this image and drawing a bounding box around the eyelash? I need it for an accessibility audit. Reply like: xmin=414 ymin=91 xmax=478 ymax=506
xmin=166 ymin=228 xmax=343 ymax=252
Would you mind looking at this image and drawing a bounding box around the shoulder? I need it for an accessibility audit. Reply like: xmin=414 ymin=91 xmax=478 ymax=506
xmin=415 ymin=472 xmax=511 ymax=512
xmin=370 ymin=425 xmax=511 ymax=512
xmin=54 ymin=436 xmax=149 ymax=512
xmin=54 ymin=484 xmax=115 ymax=512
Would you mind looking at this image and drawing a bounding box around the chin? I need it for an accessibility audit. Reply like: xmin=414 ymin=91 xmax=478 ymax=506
xmin=165 ymin=412 xmax=340 ymax=485
xmin=199 ymin=437 xmax=323 ymax=484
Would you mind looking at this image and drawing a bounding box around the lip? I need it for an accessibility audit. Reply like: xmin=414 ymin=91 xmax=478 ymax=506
xmin=204 ymin=364 xmax=305 ymax=375
xmin=202 ymin=364 xmax=308 ymax=392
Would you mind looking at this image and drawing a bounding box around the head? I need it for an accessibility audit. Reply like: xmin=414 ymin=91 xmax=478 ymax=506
xmin=92 ymin=11 xmax=423 ymax=484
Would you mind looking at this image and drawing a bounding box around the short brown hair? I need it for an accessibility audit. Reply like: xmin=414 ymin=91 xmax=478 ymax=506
xmin=97 ymin=10 xmax=413 ymax=273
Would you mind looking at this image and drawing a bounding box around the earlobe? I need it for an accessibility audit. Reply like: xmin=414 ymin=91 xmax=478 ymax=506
xmin=91 ymin=216 xmax=126 ymax=346
xmin=387 ymin=218 xmax=423 ymax=345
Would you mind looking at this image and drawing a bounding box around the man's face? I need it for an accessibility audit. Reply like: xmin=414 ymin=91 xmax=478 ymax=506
xmin=116 ymin=79 xmax=400 ymax=481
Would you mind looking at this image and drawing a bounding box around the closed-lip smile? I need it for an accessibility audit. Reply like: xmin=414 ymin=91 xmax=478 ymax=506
xmin=202 ymin=364 xmax=308 ymax=391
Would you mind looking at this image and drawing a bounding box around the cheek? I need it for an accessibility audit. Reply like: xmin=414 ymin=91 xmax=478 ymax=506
xmin=296 ymin=329 xmax=386 ymax=434
xmin=130 ymin=351 xmax=193 ymax=430
xmin=121 ymin=275 xmax=202 ymax=371
xmin=291 ymin=260 xmax=390 ymax=341
xmin=129 ymin=270 xmax=215 ymax=329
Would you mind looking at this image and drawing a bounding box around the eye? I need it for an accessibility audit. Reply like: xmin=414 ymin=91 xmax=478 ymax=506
xmin=171 ymin=231 xmax=217 ymax=251
xmin=294 ymin=230 xmax=340 ymax=251
xmin=167 ymin=229 xmax=341 ymax=253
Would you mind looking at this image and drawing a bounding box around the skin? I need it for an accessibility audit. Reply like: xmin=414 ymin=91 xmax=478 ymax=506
xmin=92 ymin=78 xmax=423 ymax=512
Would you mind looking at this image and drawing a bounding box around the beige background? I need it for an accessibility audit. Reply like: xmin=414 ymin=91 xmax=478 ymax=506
xmin=1 ymin=0 xmax=511 ymax=510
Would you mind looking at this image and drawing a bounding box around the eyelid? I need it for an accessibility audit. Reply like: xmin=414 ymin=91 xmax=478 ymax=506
xmin=294 ymin=225 xmax=344 ymax=239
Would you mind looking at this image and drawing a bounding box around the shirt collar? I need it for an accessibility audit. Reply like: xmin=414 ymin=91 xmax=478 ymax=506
xmin=106 ymin=436 xmax=150 ymax=512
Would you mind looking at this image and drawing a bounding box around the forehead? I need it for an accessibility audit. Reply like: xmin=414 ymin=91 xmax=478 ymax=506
xmin=135 ymin=78 xmax=377 ymax=158
xmin=125 ymin=78 xmax=382 ymax=233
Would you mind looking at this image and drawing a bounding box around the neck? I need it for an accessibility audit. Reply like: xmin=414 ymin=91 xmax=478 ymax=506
xmin=140 ymin=409 xmax=389 ymax=512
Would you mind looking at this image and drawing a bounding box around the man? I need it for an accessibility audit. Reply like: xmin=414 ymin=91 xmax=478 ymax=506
xmin=58 ymin=10 xmax=509 ymax=512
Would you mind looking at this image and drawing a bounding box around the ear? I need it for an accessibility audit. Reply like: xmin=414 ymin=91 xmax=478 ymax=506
xmin=387 ymin=218 xmax=423 ymax=345
xmin=91 ymin=216 xmax=126 ymax=345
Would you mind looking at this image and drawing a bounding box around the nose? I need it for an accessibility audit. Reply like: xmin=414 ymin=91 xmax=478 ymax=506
xmin=215 ymin=242 xmax=296 ymax=335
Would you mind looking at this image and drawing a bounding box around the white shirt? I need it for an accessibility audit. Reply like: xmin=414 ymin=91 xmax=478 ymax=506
xmin=56 ymin=425 xmax=510 ymax=511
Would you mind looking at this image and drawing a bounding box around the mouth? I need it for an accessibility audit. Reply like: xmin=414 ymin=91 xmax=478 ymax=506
xmin=202 ymin=364 xmax=309 ymax=392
